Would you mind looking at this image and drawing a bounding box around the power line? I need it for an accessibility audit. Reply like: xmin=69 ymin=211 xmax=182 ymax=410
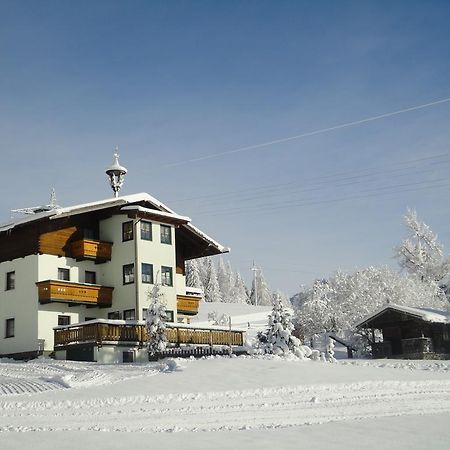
xmin=194 ymin=176 xmax=450 ymax=217
xmin=163 ymin=97 xmax=450 ymax=168
xmin=167 ymin=151 xmax=450 ymax=205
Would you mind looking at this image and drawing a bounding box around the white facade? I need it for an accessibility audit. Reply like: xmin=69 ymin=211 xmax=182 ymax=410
xmin=0 ymin=193 xmax=227 ymax=359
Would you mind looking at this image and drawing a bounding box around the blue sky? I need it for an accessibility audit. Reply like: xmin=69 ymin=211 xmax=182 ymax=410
xmin=1 ymin=0 xmax=450 ymax=294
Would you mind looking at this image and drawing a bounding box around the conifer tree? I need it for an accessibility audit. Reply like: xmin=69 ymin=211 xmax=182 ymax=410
xmin=260 ymin=293 xmax=308 ymax=357
xmin=146 ymin=281 xmax=168 ymax=356
xmin=204 ymin=257 xmax=222 ymax=302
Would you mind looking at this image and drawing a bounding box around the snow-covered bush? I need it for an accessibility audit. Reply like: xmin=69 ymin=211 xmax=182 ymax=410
xmin=146 ymin=282 xmax=168 ymax=357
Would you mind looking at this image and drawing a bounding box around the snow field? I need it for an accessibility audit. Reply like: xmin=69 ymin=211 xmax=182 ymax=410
xmin=0 ymin=357 xmax=449 ymax=444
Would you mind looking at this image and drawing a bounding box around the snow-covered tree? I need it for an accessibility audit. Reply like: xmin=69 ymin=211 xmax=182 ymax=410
xmin=229 ymin=272 xmax=249 ymax=304
xmin=217 ymin=258 xmax=233 ymax=302
xmin=296 ymin=266 xmax=447 ymax=340
xmin=204 ymin=257 xmax=223 ymax=302
xmin=249 ymin=269 xmax=273 ymax=306
xmin=394 ymin=209 xmax=450 ymax=283
xmin=259 ymin=293 xmax=310 ymax=358
xmin=146 ymin=282 xmax=168 ymax=357
xmin=185 ymin=259 xmax=203 ymax=290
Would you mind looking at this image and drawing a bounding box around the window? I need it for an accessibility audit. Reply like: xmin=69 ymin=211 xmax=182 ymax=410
xmin=160 ymin=225 xmax=172 ymax=245
xmin=83 ymin=228 xmax=96 ymax=240
xmin=85 ymin=271 xmax=97 ymax=284
xmin=123 ymin=264 xmax=134 ymax=284
xmin=108 ymin=311 xmax=121 ymax=320
xmin=165 ymin=310 xmax=174 ymax=323
xmin=141 ymin=263 xmax=153 ymax=284
xmin=123 ymin=351 xmax=134 ymax=363
xmin=85 ymin=317 xmax=96 ymax=322
xmin=140 ymin=221 xmax=152 ymax=241
xmin=58 ymin=268 xmax=70 ymax=281
xmin=161 ymin=266 xmax=173 ymax=286
xmin=123 ymin=309 xmax=135 ymax=320
xmin=58 ymin=315 xmax=71 ymax=326
xmin=5 ymin=318 xmax=14 ymax=338
xmin=6 ymin=271 xmax=15 ymax=290
xmin=122 ymin=221 xmax=134 ymax=242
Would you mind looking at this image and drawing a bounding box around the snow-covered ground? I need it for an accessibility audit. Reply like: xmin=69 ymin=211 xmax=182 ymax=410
xmin=0 ymin=356 xmax=450 ymax=449
xmin=1 ymin=303 xmax=449 ymax=448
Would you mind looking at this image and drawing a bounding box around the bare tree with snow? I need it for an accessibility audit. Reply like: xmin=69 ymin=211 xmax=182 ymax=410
xmin=394 ymin=209 xmax=450 ymax=283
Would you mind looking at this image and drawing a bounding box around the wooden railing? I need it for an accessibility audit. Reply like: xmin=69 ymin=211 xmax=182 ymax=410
xmin=54 ymin=322 xmax=244 ymax=348
xmin=70 ymin=239 xmax=112 ymax=262
xmin=37 ymin=280 xmax=113 ymax=307
xmin=176 ymin=295 xmax=201 ymax=315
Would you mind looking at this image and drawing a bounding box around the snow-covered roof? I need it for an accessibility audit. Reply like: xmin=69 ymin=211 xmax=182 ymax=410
xmin=356 ymin=303 xmax=450 ymax=328
xmin=0 ymin=192 xmax=229 ymax=253
xmin=120 ymin=205 xmax=191 ymax=224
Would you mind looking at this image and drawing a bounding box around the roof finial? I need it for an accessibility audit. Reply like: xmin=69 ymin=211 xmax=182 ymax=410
xmin=105 ymin=147 xmax=128 ymax=198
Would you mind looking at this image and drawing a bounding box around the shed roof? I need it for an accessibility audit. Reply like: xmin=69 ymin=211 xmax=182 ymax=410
xmin=356 ymin=303 xmax=450 ymax=328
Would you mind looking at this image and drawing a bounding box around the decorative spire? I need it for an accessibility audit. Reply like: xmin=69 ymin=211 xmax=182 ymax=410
xmin=105 ymin=147 xmax=128 ymax=198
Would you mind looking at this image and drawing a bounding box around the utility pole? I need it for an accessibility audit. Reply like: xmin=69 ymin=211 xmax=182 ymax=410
xmin=251 ymin=261 xmax=260 ymax=306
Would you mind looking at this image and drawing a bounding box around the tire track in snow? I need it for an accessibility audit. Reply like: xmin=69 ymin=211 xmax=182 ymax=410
xmin=1 ymin=379 xmax=450 ymax=433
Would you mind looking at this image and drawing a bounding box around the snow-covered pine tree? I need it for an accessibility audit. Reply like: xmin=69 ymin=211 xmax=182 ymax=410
xmin=217 ymin=258 xmax=232 ymax=302
xmin=230 ymin=272 xmax=249 ymax=304
xmin=146 ymin=281 xmax=168 ymax=357
xmin=394 ymin=209 xmax=450 ymax=283
xmin=260 ymin=293 xmax=309 ymax=358
xmin=249 ymin=269 xmax=273 ymax=306
xmin=185 ymin=259 xmax=203 ymax=290
xmin=204 ymin=257 xmax=223 ymax=302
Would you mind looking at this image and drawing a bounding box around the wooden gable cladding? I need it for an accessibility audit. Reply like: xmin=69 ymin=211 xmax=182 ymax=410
xmin=39 ymin=225 xmax=78 ymax=257
xmin=0 ymin=225 xmax=40 ymax=263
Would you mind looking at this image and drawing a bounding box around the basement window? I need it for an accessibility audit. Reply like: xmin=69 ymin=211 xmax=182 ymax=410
xmin=123 ymin=351 xmax=134 ymax=363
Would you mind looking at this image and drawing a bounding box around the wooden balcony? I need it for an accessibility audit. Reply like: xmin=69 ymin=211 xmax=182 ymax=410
xmin=177 ymin=294 xmax=201 ymax=316
xmin=54 ymin=321 xmax=244 ymax=348
xmin=70 ymin=239 xmax=112 ymax=262
xmin=37 ymin=280 xmax=113 ymax=307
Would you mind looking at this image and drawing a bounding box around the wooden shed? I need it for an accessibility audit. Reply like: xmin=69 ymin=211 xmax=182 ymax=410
xmin=356 ymin=304 xmax=450 ymax=360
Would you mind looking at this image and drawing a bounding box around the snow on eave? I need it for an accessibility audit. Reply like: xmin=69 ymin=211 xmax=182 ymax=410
xmin=184 ymin=222 xmax=230 ymax=254
xmin=120 ymin=205 xmax=191 ymax=223
xmin=355 ymin=303 xmax=450 ymax=328
xmin=0 ymin=210 xmax=56 ymax=233
xmin=1 ymin=192 xmax=229 ymax=253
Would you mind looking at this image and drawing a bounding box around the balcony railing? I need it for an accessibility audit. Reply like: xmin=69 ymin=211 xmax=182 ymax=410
xmin=177 ymin=294 xmax=201 ymax=315
xmin=37 ymin=280 xmax=113 ymax=307
xmin=70 ymin=239 xmax=112 ymax=262
xmin=54 ymin=321 xmax=244 ymax=348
